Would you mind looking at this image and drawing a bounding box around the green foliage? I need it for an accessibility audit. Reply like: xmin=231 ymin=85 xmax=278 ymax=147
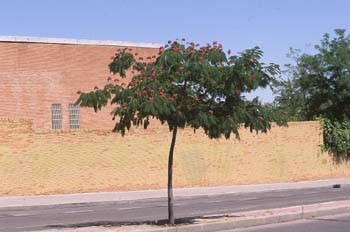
xmin=262 ymin=103 xmax=289 ymax=125
xmin=76 ymin=40 xmax=282 ymax=139
xmin=321 ymin=118 xmax=350 ymax=162
xmin=291 ymin=29 xmax=350 ymax=121
xmin=272 ymin=76 xmax=307 ymax=121
xmin=274 ymin=29 xmax=350 ymax=161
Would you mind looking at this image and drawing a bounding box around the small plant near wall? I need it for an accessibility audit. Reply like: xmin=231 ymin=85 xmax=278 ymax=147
xmin=321 ymin=118 xmax=350 ymax=162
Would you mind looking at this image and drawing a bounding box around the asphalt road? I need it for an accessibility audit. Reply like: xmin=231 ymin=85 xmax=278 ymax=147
xmin=228 ymin=213 xmax=350 ymax=232
xmin=1 ymin=186 xmax=350 ymax=232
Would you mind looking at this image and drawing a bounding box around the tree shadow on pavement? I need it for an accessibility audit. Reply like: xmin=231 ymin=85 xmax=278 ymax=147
xmin=45 ymin=214 xmax=240 ymax=229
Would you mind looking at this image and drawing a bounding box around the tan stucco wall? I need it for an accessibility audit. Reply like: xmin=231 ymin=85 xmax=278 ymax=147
xmin=1 ymin=118 xmax=349 ymax=196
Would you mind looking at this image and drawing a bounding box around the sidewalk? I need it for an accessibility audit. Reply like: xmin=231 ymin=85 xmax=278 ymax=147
xmin=1 ymin=178 xmax=349 ymax=208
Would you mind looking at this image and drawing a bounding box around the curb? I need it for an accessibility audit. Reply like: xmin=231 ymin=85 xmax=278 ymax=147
xmin=1 ymin=178 xmax=350 ymax=208
xmin=126 ymin=201 xmax=350 ymax=232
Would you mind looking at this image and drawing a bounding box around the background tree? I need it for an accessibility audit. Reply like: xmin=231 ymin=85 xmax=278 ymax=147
xmin=291 ymin=29 xmax=350 ymax=121
xmin=77 ymin=39 xmax=282 ymax=224
xmin=274 ymin=29 xmax=350 ymax=160
xmin=272 ymin=66 xmax=307 ymax=121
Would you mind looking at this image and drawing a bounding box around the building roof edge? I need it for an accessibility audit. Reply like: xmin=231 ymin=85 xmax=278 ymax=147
xmin=0 ymin=36 xmax=162 ymax=48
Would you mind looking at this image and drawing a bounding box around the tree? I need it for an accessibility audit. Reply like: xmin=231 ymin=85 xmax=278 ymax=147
xmin=272 ymin=77 xmax=307 ymax=121
xmin=275 ymin=29 xmax=350 ymax=160
xmin=290 ymin=29 xmax=350 ymax=121
xmin=76 ymin=39 xmax=281 ymax=224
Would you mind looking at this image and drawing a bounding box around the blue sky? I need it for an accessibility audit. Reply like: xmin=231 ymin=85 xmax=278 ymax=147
xmin=1 ymin=0 xmax=349 ymax=102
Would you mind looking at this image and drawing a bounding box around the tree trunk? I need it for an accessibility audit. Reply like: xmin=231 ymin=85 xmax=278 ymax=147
xmin=168 ymin=126 xmax=177 ymax=225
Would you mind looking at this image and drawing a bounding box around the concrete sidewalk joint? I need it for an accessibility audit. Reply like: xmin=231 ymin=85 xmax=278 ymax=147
xmin=1 ymin=178 xmax=350 ymax=208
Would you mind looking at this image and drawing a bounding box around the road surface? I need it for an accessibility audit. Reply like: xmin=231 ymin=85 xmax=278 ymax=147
xmin=1 ymin=186 xmax=350 ymax=232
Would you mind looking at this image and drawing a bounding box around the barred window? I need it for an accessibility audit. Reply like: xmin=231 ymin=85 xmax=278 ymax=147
xmin=69 ymin=104 xmax=80 ymax=129
xmin=51 ymin=104 xmax=62 ymax=129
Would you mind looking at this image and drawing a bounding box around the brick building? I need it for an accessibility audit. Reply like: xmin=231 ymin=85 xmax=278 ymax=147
xmin=0 ymin=36 xmax=161 ymax=131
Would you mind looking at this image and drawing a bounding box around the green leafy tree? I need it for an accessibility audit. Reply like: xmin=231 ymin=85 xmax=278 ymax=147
xmin=291 ymin=29 xmax=350 ymax=121
xmin=272 ymin=76 xmax=307 ymax=121
xmin=76 ymin=39 xmax=281 ymax=224
xmin=272 ymin=49 xmax=307 ymax=122
xmin=276 ymin=29 xmax=350 ymax=160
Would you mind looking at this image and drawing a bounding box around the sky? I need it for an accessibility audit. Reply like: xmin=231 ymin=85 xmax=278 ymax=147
xmin=1 ymin=0 xmax=349 ymax=102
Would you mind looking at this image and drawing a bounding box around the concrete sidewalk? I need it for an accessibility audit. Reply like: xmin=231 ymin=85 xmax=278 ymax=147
xmin=1 ymin=178 xmax=349 ymax=208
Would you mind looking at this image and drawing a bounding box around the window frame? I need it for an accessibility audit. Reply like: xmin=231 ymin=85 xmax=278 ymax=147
xmin=51 ymin=103 xmax=62 ymax=129
xmin=69 ymin=103 xmax=80 ymax=129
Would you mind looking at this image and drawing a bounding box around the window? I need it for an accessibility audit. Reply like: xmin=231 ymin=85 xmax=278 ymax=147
xmin=69 ymin=104 xmax=80 ymax=129
xmin=51 ymin=104 xmax=62 ymax=129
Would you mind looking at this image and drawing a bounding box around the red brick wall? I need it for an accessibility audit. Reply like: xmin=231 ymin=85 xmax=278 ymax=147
xmin=0 ymin=42 xmax=159 ymax=131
